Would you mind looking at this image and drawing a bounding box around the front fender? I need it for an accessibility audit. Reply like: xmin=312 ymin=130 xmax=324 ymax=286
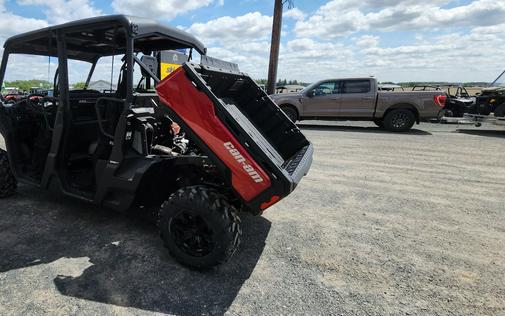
xmin=272 ymin=98 xmax=302 ymax=114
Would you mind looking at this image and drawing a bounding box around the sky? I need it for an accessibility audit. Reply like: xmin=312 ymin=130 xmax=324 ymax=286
xmin=1 ymin=0 xmax=505 ymax=83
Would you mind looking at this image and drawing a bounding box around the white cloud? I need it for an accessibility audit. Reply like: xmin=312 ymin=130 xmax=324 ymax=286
xmin=17 ymin=0 xmax=102 ymax=24
xmin=284 ymin=8 xmax=305 ymax=21
xmin=0 ymin=2 xmax=47 ymax=42
xmin=111 ymin=0 xmax=216 ymax=20
xmin=182 ymin=1 xmax=505 ymax=83
xmin=352 ymin=25 xmax=505 ymax=82
xmin=277 ymin=38 xmax=360 ymax=80
xmin=294 ymin=0 xmax=505 ymax=38
xmin=184 ymin=12 xmax=273 ymax=79
xmin=187 ymin=12 xmax=272 ymax=46
xmin=2 ymin=0 xmax=505 ymax=84
xmin=355 ymin=35 xmax=379 ymax=47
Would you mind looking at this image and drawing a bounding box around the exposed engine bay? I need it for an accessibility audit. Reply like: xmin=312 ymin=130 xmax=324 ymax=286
xmin=127 ymin=102 xmax=190 ymax=157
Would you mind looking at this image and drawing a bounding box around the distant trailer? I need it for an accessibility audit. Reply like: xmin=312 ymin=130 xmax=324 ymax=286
xmin=442 ymin=113 xmax=505 ymax=127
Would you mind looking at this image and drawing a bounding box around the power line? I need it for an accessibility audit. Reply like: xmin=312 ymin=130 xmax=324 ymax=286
xmin=283 ymin=0 xmax=294 ymax=9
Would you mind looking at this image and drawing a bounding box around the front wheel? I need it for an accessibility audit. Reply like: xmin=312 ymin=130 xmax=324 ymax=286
xmin=280 ymin=106 xmax=298 ymax=123
xmin=383 ymin=109 xmax=415 ymax=132
xmin=0 ymin=150 xmax=17 ymax=198
xmin=158 ymin=186 xmax=242 ymax=270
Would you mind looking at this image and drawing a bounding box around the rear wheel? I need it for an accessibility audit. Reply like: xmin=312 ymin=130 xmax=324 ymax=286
xmin=158 ymin=186 xmax=241 ymax=270
xmin=383 ymin=109 xmax=415 ymax=132
xmin=280 ymin=106 xmax=298 ymax=123
xmin=0 ymin=150 xmax=17 ymax=198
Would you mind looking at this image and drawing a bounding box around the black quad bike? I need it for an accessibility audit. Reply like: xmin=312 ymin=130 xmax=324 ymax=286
xmin=0 ymin=16 xmax=313 ymax=269
xmin=474 ymin=70 xmax=505 ymax=117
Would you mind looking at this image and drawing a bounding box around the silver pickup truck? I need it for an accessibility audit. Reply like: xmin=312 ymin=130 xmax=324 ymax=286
xmin=270 ymin=77 xmax=447 ymax=132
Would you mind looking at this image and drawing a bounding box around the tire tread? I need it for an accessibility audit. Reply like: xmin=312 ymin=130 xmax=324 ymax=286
xmin=0 ymin=151 xmax=17 ymax=198
xmin=383 ymin=109 xmax=415 ymax=132
xmin=158 ymin=185 xmax=241 ymax=269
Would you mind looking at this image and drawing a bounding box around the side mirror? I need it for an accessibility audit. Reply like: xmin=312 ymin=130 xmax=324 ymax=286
xmin=307 ymin=90 xmax=314 ymax=98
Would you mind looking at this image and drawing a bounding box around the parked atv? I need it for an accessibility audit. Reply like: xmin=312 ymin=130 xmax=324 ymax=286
xmin=0 ymin=15 xmax=313 ymax=269
xmin=474 ymin=70 xmax=505 ymax=117
xmin=442 ymin=86 xmax=475 ymax=118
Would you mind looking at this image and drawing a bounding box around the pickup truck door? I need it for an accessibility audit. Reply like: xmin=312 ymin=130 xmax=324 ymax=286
xmin=339 ymin=79 xmax=376 ymax=117
xmin=301 ymin=80 xmax=341 ymax=117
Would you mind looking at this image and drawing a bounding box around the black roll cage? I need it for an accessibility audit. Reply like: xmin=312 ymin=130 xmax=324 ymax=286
xmin=0 ymin=16 xmax=208 ymax=203
xmin=0 ymin=15 xmax=206 ymax=110
xmin=0 ymin=34 xmax=158 ymax=110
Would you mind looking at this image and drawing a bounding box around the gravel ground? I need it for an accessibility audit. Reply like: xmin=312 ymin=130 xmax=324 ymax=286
xmin=0 ymin=121 xmax=504 ymax=315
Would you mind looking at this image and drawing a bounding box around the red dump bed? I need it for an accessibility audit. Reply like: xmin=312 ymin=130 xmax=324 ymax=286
xmin=156 ymin=62 xmax=313 ymax=213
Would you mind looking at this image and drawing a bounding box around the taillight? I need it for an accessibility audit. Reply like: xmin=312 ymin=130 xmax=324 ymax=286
xmin=434 ymin=95 xmax=447 ymax=108
xmin=260 ymin=195 xmax=281 ymax=210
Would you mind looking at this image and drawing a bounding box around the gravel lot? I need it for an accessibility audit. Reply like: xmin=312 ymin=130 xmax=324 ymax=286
xmin=0 ymin=122 xmax=504 ymax=315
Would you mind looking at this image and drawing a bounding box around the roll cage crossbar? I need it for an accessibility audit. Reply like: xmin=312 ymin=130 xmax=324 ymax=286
xmin=0 ymin=15 xmax=206 ymax=106
xmin=133 ymin=54 xmax=160 ymax=84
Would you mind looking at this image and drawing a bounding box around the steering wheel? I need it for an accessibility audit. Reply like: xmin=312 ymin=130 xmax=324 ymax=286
xmin=25 ymin=94 xmax=46 ymax=106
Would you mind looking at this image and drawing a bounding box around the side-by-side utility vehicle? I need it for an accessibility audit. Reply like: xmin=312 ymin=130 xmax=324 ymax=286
xmin=474 ymin=70 xmax=505 ymax=117
xmin=0 ymin=16 xmax=313 ymax=269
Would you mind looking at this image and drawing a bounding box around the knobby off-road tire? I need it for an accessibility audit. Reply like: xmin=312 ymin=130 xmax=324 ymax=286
xmin=0 ymin=150 xmax=17 ymax=198
xmin=158 ymin=186 xmax=242 ymax=270
xmin=383 ymin=109 xmax=416 ymax=132
xmin=281 ymin=106 xmax=298 ymax=123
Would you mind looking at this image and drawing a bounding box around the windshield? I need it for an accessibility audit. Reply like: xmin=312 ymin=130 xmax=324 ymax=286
xmin=489 ymin=70 xmax=505 ymax=87
xmin=300 ymin=82 xmax=318 ymax=93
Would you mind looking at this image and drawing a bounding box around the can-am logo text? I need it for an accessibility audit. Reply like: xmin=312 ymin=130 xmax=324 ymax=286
xmin=224 ymin=142 xmax=264 ymax=183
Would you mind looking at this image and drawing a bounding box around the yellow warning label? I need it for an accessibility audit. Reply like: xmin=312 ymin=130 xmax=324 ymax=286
xmin=160 ymin=63 xmax=182 ymax=79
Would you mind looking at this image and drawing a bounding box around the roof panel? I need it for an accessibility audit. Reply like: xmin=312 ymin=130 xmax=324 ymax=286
xmin=3 ymin=15 xmax=206 ymax=62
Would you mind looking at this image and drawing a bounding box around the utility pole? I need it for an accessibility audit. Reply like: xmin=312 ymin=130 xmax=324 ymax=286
xmin=267 ymin=0 xmax=294 ymax=95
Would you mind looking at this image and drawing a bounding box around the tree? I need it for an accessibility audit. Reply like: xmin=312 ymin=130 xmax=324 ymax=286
xmin=72 ymin=82 xmax=86 ymax=89
xmin=3 ymin=80 xmax=51 ymax=92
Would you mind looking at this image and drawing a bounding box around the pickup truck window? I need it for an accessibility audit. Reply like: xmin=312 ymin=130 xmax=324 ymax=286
xmin=313 ymin=81 xmax=340 ymax=96
xmin=342 ymin=80 xmax=371 ymax=94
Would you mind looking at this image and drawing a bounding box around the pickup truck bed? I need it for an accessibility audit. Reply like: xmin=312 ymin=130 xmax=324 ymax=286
xmin=375 ymin=90 xmax=445 ymax=118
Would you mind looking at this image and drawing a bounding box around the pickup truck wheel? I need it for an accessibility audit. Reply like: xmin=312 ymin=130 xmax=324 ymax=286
xmin=494 ymin=104 xmax=505 ymax=117
xmin=373 ymin=119 xmax=384 ymax=128
xmin=280 ymin=106 xmax=298 ymax=123
xmin=158 ymin=186 xmax=242 ymax=270
xmin=0 ymin=150 xmax=17 ymax=198
xmin=384 ymin=109 xmax=415 ymax=132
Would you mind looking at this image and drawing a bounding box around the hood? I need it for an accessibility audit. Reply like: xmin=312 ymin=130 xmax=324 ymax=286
xmin=482 ymin=86 xmax=505 ymax=93
xmin=270 ymin=92 xmax=302 ymax=99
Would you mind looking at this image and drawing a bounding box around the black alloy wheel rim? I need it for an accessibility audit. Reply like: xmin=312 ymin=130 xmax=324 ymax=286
xmin=169 ymin=210 xmax=215 ymax=257
xmin=391 ymin=112 xmax=409 ymax=128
